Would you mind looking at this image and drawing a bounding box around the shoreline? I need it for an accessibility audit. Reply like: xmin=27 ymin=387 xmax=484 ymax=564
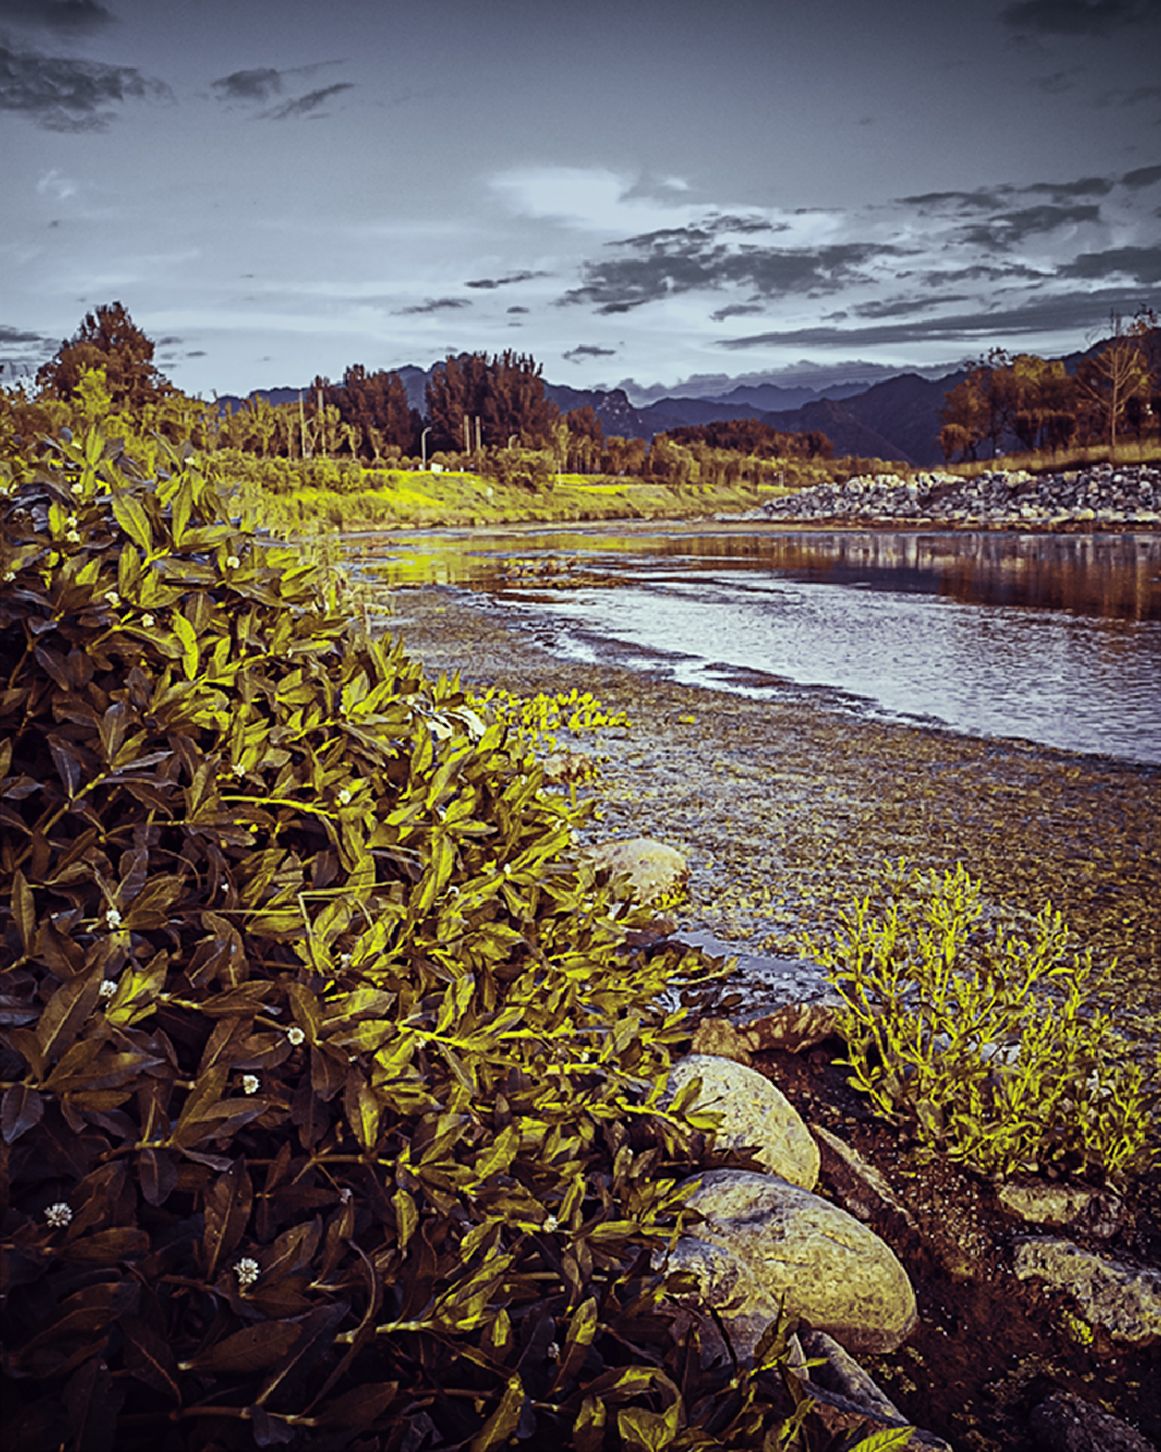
xmin=384 ymin=581 xmax=1161 ymax=1051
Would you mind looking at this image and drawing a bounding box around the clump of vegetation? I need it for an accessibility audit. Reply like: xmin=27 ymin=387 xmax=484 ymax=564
xmin=0 ymin=429 xmax=849 ymax=1449
xmin=469 ymin=686 xmax=631 ymax=756
xmin=808 ymin=862 xmax=1153 ymax=1180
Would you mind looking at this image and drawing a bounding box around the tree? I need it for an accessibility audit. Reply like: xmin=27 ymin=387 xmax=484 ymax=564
xmin=425 ymin=351 xmax=559 ymax=452
xmin=1076 ymin=314 xmax=1155 ymax=457
xmin=37 ymin=301 xmax=171 ymax=409
xmin=321 ymin=365 xmax=418 ymax=458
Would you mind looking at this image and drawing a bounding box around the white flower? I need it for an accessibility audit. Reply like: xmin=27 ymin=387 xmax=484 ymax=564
xmin=546 ymin=1341 xmax=561 ymax=1361
xmin=231 ymin=762 xmax=246 ymax=778
xmin=286 ymin=1026 xmax=305 ymax=1046
xmin=104 ymin=907 xmax=122 ymax=929
xmin=226 ymin=554 xmax=241 ymax=569
xmin=141 ymin=612 xmax=155 ymax=628
xmin=338 ymin=952 xmax=353 ymax=969
xmin=241 ymin=1074 xmax=260 ymax=1095
xmin=337 ymin=786 xmax=353 ymax=806
xmin=234 ymin=1256 xmax=260 ymax=1288
xmin=103 ymin=590 xmax=120 ymax=607
xmin=2 ymin=570 xmax=14 ymax=583
xmin=45 ymin=1201 xmax=73 ymax=1228
xmin=70 ymin=481 xmax=85 ymax=496
xmin=543 ymin=1213 xmax=559 ymax=1232
xmin=98 ymin=978 xmax=118 ymax=999
xmin=65 ymin=530 xmax=81 ymax=544
xmin=67 ymin=514 xmax=78 ymax=528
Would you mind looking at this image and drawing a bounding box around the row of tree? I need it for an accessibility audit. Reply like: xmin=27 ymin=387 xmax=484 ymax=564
xmin=939 ymin=315 xmax=1160 ymax=462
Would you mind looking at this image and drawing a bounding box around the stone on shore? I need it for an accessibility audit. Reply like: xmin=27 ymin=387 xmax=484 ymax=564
xmin=1029 ymin=1390 xmax=1155 ymax=1452
xmin=667 ymin=1053 xmax=819 ymax=1189
xmin=673 ymin=1168 xmax=918 ymax=1355
xmin=585 ymin=836 xmax=688 ymax=906
xmin=998 ymin=1178 xmax=1122 ymax=1237
xmin=799 ymin=1329 xmax=953 ymax=1451
xmin=1013 ymin=1238 xmax=1161 ymax=1345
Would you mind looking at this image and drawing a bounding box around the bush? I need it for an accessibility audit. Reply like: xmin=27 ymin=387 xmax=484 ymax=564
xmin=0 ymin=430 xmax=823 ymax=1450
xmin=808 ymin=861 xmax=1152 ymax=1179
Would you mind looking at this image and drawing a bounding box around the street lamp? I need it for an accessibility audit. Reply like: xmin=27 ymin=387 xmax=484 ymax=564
xmin=421 ymin=426 xmax=432 ymax=470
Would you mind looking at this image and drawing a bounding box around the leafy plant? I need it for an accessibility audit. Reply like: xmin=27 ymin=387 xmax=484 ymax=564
xmin=807 ymin=861 xmax=1152 ymax=1179
xmin=0 ymin=429 xmax=839 ymax=1450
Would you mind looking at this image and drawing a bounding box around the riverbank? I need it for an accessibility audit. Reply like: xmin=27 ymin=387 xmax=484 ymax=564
xmin=385 ymin=582 xmax=1161 ymax=1042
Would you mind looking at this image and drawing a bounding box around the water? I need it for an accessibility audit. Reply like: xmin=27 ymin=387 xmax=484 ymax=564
xmin=352 ymin=526 xmax=1161 ymax=765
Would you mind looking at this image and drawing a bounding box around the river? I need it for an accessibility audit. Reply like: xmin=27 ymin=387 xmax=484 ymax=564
xmin=350 ymin=525 xmax=1161 ymax=767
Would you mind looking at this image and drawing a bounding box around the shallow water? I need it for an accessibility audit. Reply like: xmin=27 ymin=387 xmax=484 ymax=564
xmin=351 ymin=525 xmax=1161 ymax=765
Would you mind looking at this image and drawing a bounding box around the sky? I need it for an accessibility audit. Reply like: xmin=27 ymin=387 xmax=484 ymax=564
xmin=1 ymin=0 xmax=1159 ymax=403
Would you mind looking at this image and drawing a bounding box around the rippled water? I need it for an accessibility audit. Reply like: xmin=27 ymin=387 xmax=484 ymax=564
xmin=354 ymin=526 xmax=1161 ymax=765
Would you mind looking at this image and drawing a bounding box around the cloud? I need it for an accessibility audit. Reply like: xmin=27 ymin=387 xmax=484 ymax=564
xmin=464 ymin=269 xmax=549 ymax=290
xmin=0 ymin=42 xmax=169 ymax=130
xmin=899 ymin=175 xmax=1112 ymax=210
xmin=36 ymin=166 xmax=76 ymax=199
xmin=1060 ymin=245 xmax=1161 ymax=284
xmin=506 ymin=306 xmax=528 ymax=315
xmin=562 ymin=344 xmax=618 ymax=363
xmin=710 ymin=302 xmax=766 ymax=321
xmin=718 ymin=289 xmax=1155 ymax=350
xmin=260 ymin=81 xmax=354 ymax=121
xmin=0 ymin=321 xmax=55 ymax=361
xmin=211 ymin=67 xmax=284 ymax=104
xmin=618 ymin=172 xmax=692 ymax=204
xmin=957 ymin=203 xmax=1101 ymax=249
xmin=1097 ymin=83 xmax=1161 ymax=108
xmin=560 ymin=217 xmax=894 ymax=315
xmin=1121 ymin=163 xmax=1161 ymax=188
xmin=1000 ymin=0 xmax=1155 ymax=36
xmin=1034 ymin=69 xmax=1077 ymax=93
xmin=0 ymin=0 xmax=114 ymax=31
xmin=395 ymin=297 xmax=471 ymax=316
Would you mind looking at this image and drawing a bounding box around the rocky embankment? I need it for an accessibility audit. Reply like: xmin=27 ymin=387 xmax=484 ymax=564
xmin=761 ymin=462 xmax=1161 ymax=527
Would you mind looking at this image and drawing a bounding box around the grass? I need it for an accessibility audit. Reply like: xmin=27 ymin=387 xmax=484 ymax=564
xmin=946 ymin=439 xmax=1161 ymax=478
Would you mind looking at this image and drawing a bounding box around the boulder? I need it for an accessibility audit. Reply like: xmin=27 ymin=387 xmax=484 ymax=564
xmin=585 ymin=837 xmax=688 ymax=906
xmin=1014 ymin=1238 xmax=1161 ymax=1345
xmin=673 ymin=1168 xmax=917 ymax=1355
xmin=814 ymin=1124 xmax=919 ymax=1237
xmin=998 ymin=1178 xmax=1122 ymax=1238
xmin=798 ymin=1330 xmax=953 ymax=1451
xmin=667 ymin=1054 xmax=819 ymax=1189
xmin=1029 ymin=1390 xmax=1154 ymax=1452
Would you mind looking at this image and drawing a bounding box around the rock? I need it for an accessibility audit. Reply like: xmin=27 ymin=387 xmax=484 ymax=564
xmin=1029 ymin=1390 xmax=1155 ymax=1452
xmin=798 ymin=1330 xmax=954 ymax=1451
xmin=1014 ymin=1238 xmax=1161 ymax=1345
xmin=689 ymin=1016 xmax=754 ymax=1066
xmin=998 ymin=1178 xmax=1122 ymax=1237
xmin=675 ymin=1168 xmax=918 ymax=1355
xmin=814 ymin=1124 xmax=919 ymax=1237
xmin=667 ymin=1054 xmax=819 ymax=1189
xmin=744 ymin=1000 xmax=842 ymax=1053
xmin=585 ymin=836 xmax=688 ymax=906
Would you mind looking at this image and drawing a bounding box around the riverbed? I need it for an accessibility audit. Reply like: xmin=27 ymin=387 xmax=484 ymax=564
xmin=349 ymin=523 xmax=1161 ymax=1046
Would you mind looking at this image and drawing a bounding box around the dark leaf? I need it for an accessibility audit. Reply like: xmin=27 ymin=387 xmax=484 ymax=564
xmin=121 ymin=1315 xmax=182 ymax=1404
xmin=186 ymin=1320 xmax=303 ymax=1375
xmin=1 ymin=1083 xmax=45 ymax=1143
xmin=12 ymin=867 xmax=34 ymax=954
xmin=203 ymin=1160 xmax=253 ymax=1279
xmin=256 ymin=1302 xmax=350 ymax=1410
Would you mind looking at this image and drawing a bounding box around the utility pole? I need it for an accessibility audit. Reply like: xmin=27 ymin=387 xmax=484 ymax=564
xmin=463 ymin=416 xmax=471 ymax=458
xmin=317 ymin=387 xmax=327 ymax=458
xmin=475 ymin=415 xmax=482 ymax=455
xmin=299 ymin=391 xmax=310 ymax=459
xmin=421 ymin=426 xmax=431 ymax=470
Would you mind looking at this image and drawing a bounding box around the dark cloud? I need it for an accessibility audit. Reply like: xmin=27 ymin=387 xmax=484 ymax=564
xmin=562 ymin=344 xmax=617 ymax=363
xmin=260 ymin=81 xmax=353 ymax=121
xmin=1097 ymin=83 xmax=1161 ymax=107
xmin=0 ymin=42 xmax=169 ymax=130
xmin=0 ymin=0 xmax=114 ymax=31
xmin=916 ymin=262 xmax=1050 ymax=285
xmin=618 ymin=173 xmax=694 ymax=204
xmin=212 ymin=67 xmax=283 ymax=104
xmin=464 ymin=269 xmax=549 ymax=290
xmin=395 ymin=297 xmax=471 ymax=315
xmin=710 ymin=302 xmax=765 ymax=321
xmin=899 ymin=176 xmax=1112 ymax=210
xmin=1034 ymin=69 xmax=1077 ymax=93
xmin=1121 ymin=163 xmax=1161 ymax=188
xmin=506 ymin=306 xmax=529 ymax=314
xmin=560 ymin=220 xmax=893 ymax=315
xmin=852 ymin=294 xmax=972 ymax=320
xmin=185 ymin=349 xmax=207 ymax=358
xmin=1060 ymin=245 xmax=1161 ymax=284
xmin=1000 ymin=0 xmax=1154 ymax=36
xmin=957 ymin=203 xmax=1101 ymax=249
xmin=718 ymin=289 xmax=1154 ymax=350
xmin=0 ymin=322 xmax=55 ymax=365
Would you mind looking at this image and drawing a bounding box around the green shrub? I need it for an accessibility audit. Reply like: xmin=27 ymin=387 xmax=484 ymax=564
xmin=808 ymin=861 xmax=1152 ymax=1179
xmin=0 ymin=429 xmax=827 ymax=1450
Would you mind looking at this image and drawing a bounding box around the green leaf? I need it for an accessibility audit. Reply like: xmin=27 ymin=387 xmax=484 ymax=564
xmin=846 ymin=1429 xmax=916 ymax=1451
xmin=172 ymin=610 xmax=199 ymax=680
xmin=470 ymin=1374 xmax=525 ymax=1452
xmin=111 ymin=492 xmax=153 ymax=553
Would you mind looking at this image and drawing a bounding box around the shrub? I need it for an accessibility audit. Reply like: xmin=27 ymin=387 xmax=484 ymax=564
xmin=0 ymin=430 xmax=823 ymax=1449
xmin=808 ymin=861 xmax=1152 ymax=1179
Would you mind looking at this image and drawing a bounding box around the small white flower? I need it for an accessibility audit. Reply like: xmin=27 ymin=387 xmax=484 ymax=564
xmin=543 ymin=1214 xmax=559 ymax=1232
xmin=104 ymin=907 xmax=122 ymax=930
xmin=2 ymin=570 xmax=14 ymax=583
xmin=45 ymin=1201 xmax=73 ymax=1228
xmin=234 ymin=1256 xmax=260 ymax=1288
xmin=241 ymin=1074 xmax=260 ymax=1095
xmin=66 ymin=514 xmax=78 ymax=528
xmin=226 ymin=554 xmax=241 ymax=569
xmin=103 ymin=589 xmax=120 ymax=607
xmin=286 ymin=1026 xmax=305 ymax=1046
xmin=338 ymin=952 xmax=353 ymax=969
xmin=546 ymin=1341 xmax=561 ymax=1361
xmin=337 ymin=786 xmax=353 ymax=806
xmin=70 ymin=482 xmax=85 ymax=496
xmin=141 ymin=612 xmax=155 ymax=628
xmin=98 ymin=978 xmax=118 ymax=999
xmin=231 ymin=762 xmax=246 ymax=778
xmin=65 ymin=530 xmax=81 ymax=544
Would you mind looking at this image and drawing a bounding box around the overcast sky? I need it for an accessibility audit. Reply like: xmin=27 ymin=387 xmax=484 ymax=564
xmin=2 ymin=0 xmax=1159 ymax=401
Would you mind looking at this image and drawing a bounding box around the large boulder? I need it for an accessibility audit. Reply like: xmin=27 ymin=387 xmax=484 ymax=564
xmin=1029 ymin=1390 xmax=1155 ymax=1452
xmin=585 ymin=836 xmax=688 ymax=906
xmin=1014 ymin=1238 xmax=1161 ymax=1345
xmin=667 ymin=1054 xmax=819 ymax=1189
xmin=669 ymin=1169 xmax=917 ymax=1356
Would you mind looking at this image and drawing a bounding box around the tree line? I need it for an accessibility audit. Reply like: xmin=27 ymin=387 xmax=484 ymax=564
xmin=939 ymin=314 xmax=1160 ymax=463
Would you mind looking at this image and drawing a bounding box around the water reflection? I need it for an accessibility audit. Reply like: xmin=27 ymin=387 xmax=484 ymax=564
xmin=347 ymin=525 xmax=1161 ymax=763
